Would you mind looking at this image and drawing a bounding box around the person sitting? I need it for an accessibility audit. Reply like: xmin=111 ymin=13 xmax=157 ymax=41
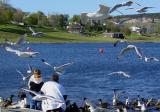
xmin=41 ymin=74 xmax=67 ymax=112
xmin=28 ymin=69 xmax=44 ymax=110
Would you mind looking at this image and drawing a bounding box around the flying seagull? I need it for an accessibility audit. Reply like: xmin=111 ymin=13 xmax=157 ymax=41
xmin=126 ymin=7 xmax=154 ymax=13
xmin=113 ymin=40 xmax=128 ymax=47
xmin=5 ymin=46 xmax=39 ymax=58
xmin=117 ymin=45 xmax=143 ymax=59
xmin=81 ymin=4 xmax=110 ymax=25
xmin=109 ymin=1 xmax=141 ymax=14
xmin=22 ymin=88 xmax=64 ymax=103
xmin=29 ymin=27 xmax=44 ymax=37
xmin=144 ymin=56 xmax=159 ymax=62
xmin=108 ymin=71 xmax=130 ymax=78
xmin=16 ymin=69 xmax=32 ymax=81
xmin=109 ymin=18 xmax=131 ymax=27
xmin=136 ymin=7 xmax=154 ymax=13
xmin=41 ymin=59 xmax=74 ymax=75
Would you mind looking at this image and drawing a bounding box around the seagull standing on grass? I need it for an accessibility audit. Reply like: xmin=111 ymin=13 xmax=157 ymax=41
xmin=117 ymin=45 xmax=143 ymax=59
xmin=108 ymin=71 xmax=130 ymax=78
xmin=41 ymin=59 xmax=74 ymax=75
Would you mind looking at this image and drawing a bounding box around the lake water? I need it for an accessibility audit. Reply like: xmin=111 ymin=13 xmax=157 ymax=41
xmin=0 ymin=42 xmax=160 ymax=105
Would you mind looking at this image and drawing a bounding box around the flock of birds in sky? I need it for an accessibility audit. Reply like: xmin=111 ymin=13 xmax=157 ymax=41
xmin=80 ymin=0 xmax=154 ymax=25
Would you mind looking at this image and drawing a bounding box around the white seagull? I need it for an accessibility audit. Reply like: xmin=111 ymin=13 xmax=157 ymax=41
xmin=81 ymin=4 xmax=110 ymax=25
xmin=108 ymin=71 xmax=130 ymax=78
xmin=117 ymin=45 xmax=143 ymax=59
xmin=85 ymin=99 xmax=108 ymax=112
xmin=144 ymin=56 xmax=159 ymax=62
xmin=136 ymin=7 xmax=154 ymax=13
xmin=5 ymin=46 xmax=39 ymax=58
xmin=22 ymin=88 xmax=64 ymax=103
xmin=29 ymin=27 xmax=44 ymax=37
xmin=41 ymin=59 xmax=74 ymax=75
xmin=16 ymin=69 xmax=32 ymax=81
xmin=109 ymin=1 xmax=141 ymax=14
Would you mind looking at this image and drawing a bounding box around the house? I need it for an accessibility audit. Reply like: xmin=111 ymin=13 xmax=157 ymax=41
xmin=67 ymin=22 xmax=82 ymax=33
xmin=130 ymin=26 xmax=141 ymax=35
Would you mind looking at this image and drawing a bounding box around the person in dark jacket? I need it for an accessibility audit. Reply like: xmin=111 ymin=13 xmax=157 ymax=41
xmin=28 ymin=69 xmax=44 ymax=110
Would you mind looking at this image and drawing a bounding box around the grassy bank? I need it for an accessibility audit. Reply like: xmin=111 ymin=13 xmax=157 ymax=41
xmin=0 ymin=24 xmax=160 ymax=43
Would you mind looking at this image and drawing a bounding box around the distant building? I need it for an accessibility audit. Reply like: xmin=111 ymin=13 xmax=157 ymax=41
xmin=67 ymin=22 xmax=82 ymax=33
xmin=130 ymin=26 xmax=141 ymax=35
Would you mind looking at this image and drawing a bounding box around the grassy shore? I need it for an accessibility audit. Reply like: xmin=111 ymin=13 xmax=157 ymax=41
xmin=0 ymin=24 xmax=160 ymax=43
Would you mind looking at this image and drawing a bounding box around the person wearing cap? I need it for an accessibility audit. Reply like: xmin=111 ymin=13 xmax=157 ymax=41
xmin=28 ymin=69 xmax=44 ymax=110
xmin=41 ymin=74 xmax=66 ymax=112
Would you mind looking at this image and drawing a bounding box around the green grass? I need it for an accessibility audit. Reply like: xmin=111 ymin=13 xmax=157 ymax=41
xmin=0 ymin=24 xmax=160 ymax=43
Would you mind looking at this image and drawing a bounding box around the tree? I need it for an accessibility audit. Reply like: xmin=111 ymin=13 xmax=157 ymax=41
xmin=24 ymin=13 xmax=38 ymax=25
xmin=12 ymin=9 xmax=24 ymax=22
xmin=71 ymin=15 xmax=80 ymax=23
xmin=48 ymin=14 xmax=69 ymax=30
xmin=121 ymin=26 xmax=131 ymax=36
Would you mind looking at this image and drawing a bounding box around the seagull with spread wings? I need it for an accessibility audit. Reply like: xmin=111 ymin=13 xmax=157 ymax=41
xmin=117 ymin=45 xmax=143 ymax=59
xmin=41 ymin=59 xmax=74 ymax=75
xmin=108 ymin=71 xmax=130 ymax=78
xmin=16 ymin=69 xmax=32 ymax=81
xmin=22 ymin=88 xmax=64 ymax=103
xmin=5 ymin=46 xmax=39 ymax=58
xmin=109 ymin=0 xmax=141 ymax=14
xmin=29 ymin=27 xmax=44 ymax=37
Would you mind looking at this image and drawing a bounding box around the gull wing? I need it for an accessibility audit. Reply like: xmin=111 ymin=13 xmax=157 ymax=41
xmin=134 ymin=47 xmax=143 ymax=58
xmin=98 ymin=4 xmax=110 ymax=14
xmin=16 ymin=69 xmax=25 ymax=78
xmin=29 ymin=27 xmax=35 ymax=33
xmin=109 ymin=4 xmax=123 ymax=13
xmin=113 ymin=40 xmax=120 ymax=47
xmin=22 ymin=88 xmax=38 ymax=96
xmin=118 ymin=18 xmax=131 ymax=25
xmin=118 ymin=47 xmax=133 ymax=58
xmin=27 ymin=64 xmax=33 ymax=73
xmin=16 ymin=35 xmax=25 ymax=45
xmin=41 ymin=59 xmax=54 ymax=69
xmin=107 ymin=72 xmax=118 ymax=76
xmin=55 ymin=62 xmax=74 ymax=73
xmin=5 ymin=47 xmax=20 ymax=54
xmin=80 ymin=13 xmax=88 ymax=25
xmin=26 ymin=74 xmax=33 ymax=79
xmin=153 ymin=57 xmax=159 ymax=61
xmin=122 ymin=72 xmax=130 ymax=78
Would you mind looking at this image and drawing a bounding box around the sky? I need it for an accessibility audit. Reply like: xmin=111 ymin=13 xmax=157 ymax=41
xmin=8 ymin=0 xmax=160 ymax=17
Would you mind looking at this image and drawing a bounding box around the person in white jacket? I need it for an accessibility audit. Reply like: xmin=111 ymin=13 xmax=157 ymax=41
xmin=41 ymin=74 xmax=66 ymax=112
